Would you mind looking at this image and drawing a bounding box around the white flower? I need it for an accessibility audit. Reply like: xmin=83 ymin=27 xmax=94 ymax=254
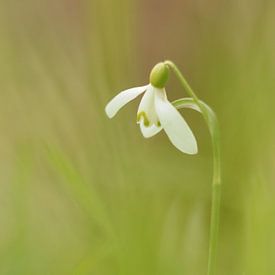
xmin=105 ymin=83 xmax=198 ymax=154
xmin=105 ymin=63 xmax=198 ymax=154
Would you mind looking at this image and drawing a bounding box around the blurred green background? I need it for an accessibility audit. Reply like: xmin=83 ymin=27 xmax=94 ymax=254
xmin=0 ymin=0 xmax=274 ymax=274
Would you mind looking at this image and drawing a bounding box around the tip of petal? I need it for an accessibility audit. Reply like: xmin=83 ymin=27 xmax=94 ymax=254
xmin=171 ymin=138 xmax=198 ymax=155
xmin=105 ymin=104 xmax=115 ymax=118
xmin=139 ymin=121 xmax=163 ymax=138
xmin=184 ymin=144 xmax=198 ymax=155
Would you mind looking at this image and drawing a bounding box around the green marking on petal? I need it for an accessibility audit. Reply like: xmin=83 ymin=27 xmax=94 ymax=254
xmin=137 ymin=112 xmax=150 ymax=127
xmin=157 ymin=121 xmax=161 ymax=127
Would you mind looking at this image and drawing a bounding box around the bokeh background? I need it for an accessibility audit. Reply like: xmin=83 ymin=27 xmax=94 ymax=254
xmin=0 ymin=0 xmax=274 ymax=274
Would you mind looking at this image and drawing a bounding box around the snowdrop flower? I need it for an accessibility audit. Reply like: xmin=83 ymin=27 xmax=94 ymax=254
xmin=105 ymin=63 xmax=198 ymax=154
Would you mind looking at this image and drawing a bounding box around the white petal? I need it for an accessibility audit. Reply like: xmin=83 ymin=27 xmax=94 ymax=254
xmin=105 ymin=85 xmax=148 ymax=118
xmin=154 ymin=90 xmax=198 ymax=154
xmin=140 ymin=122 xmax=162 ymax=138
xmin=137 ymin=85 xmax=159 ymax=126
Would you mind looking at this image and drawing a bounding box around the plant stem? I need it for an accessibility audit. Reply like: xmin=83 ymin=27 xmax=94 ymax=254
xmin=165 ymin=61 xmax=222 ymax=275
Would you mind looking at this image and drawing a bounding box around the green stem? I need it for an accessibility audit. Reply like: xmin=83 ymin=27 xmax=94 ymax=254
xmin=165 ymin=61 xmax=221 ymax=275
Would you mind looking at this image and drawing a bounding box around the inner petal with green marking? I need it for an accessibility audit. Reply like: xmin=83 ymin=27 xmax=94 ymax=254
xmin=137 ymin=111 xmax=150 ymax=127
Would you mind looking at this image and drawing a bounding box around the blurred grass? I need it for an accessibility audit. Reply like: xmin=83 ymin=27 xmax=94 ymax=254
xmin=0 ymin=0 xmax=274 ymax=274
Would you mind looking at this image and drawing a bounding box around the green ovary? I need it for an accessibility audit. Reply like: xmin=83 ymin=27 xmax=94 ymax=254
xmin=149 ymin=62 xmax=169 ymax=88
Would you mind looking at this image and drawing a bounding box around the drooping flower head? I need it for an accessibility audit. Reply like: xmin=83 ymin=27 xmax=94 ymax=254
xmin=105 ymin=62 xmax=197 ymax=154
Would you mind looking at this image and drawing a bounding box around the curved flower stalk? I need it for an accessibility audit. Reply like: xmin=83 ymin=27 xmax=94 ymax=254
xmin=105 ymin=61 xmax=221 ymax=275
xmin=165 ymin=61 xmax=221 ymax=275
xmin=105 ymin=63 xmax=198 ymax=154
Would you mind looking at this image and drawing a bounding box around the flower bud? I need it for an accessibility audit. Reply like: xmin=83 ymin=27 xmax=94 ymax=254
xmin=149 ymin=62 xmax=169 ymax=88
